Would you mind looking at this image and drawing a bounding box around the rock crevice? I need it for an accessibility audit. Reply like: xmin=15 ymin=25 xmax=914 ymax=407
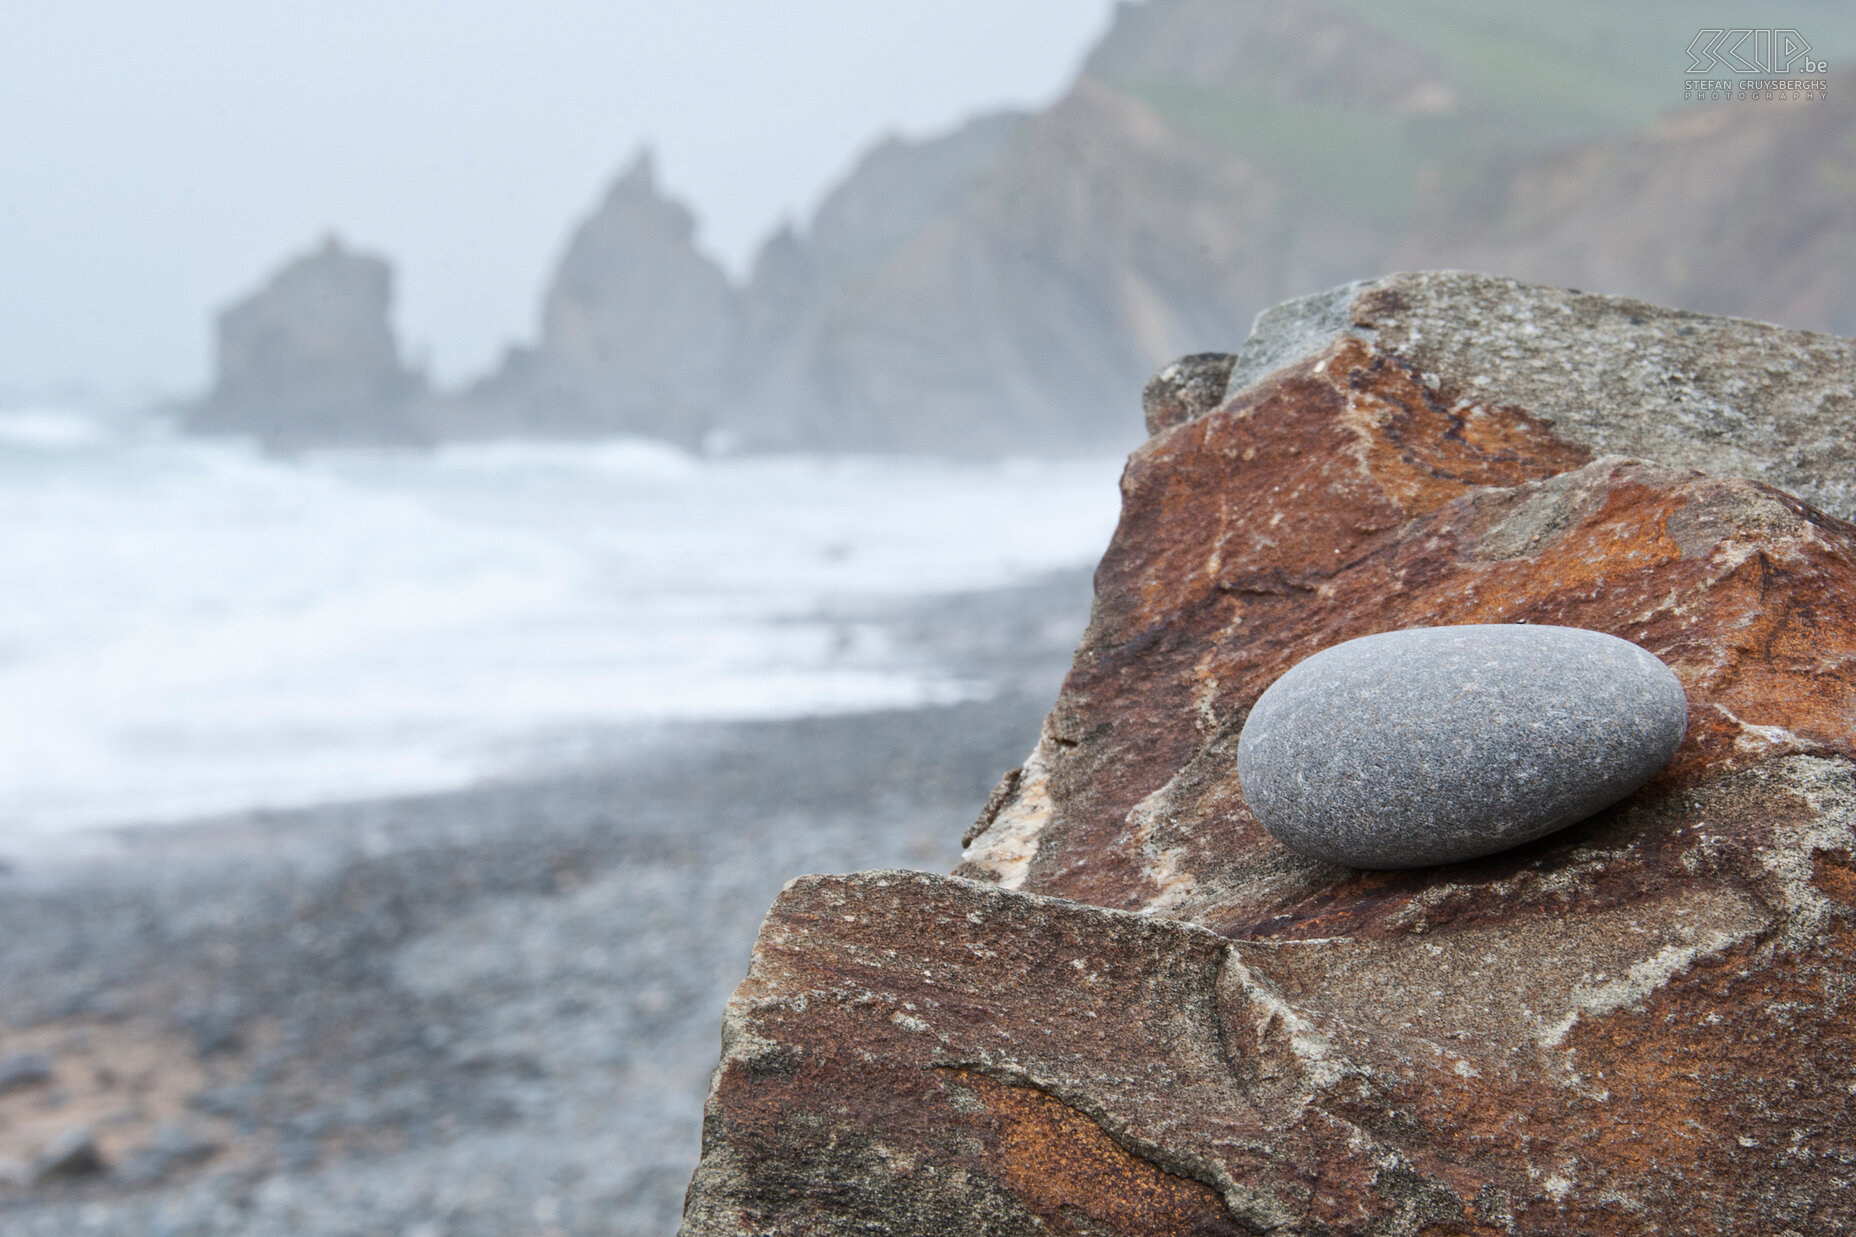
xmin=682 ymin=275 xmax=1856 ymax=1235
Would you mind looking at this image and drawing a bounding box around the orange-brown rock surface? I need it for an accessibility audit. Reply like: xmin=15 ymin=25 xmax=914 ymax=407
xmin=681 ymin=275 xmax=1856 ymax=1235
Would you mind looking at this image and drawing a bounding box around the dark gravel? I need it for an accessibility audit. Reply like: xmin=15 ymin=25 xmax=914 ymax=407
xmin=0 ymin=569 xmax=1091 ymax=1236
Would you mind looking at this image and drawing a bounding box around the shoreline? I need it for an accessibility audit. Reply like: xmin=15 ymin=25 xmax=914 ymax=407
xmin=1 ymin=565 xmax=1095 ymax=879
xmin=0 ymin=569 xmax=1090 ymax=1235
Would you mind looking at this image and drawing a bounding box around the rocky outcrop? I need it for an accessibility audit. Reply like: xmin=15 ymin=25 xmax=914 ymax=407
xmin=453 ymin=151 xmax=738 ymax=446
xmin=729 ymin=81 xmax=1312 ymax=453
xmin=725 ymin=110 xmax=1030 ymax=449
xmin=190 ymin=6 xmax=1856 ymax=453
xmin=711 ymin=1 xmax=1855 ymax=452
xmin=186 ymin=236 xmax=427 ymax=449
xmin=681 ymin=274 xmax=1856 ymax=1234
xmin=706 ymin=0 xmax=1856 ymax=451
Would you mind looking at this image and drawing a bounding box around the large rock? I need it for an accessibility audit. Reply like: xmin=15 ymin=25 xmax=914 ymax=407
xmin=454 ymin=151 xmax=738 ymax=445
xmin=186 ymin=235 xmax=427 ymax=449
xmin=682 ymin=275 xmax=1856 ymax=1234
xmin=1210 ymin=271 xmax=1856 ymax=518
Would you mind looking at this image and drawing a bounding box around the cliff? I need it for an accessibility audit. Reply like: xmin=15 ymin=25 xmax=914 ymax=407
xmin=185 ymin=236 xmax=427 ymax=450
xmin=680 ymin=274 xmax=1856 ymax=1234
xmin=190 ymin=2 xmax=1856 ymax=451
xmin=1395 ymin=77 xmax=1856 ymax=338
xmin=725 ymin=110 xmax=1031 ymax=449
xmin=726 ymin=83 xmax=1315 ymax=452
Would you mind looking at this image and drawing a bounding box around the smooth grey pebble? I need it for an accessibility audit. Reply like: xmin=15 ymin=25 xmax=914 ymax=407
xmin=1237 ymin=624 xmax=1688 ymax=868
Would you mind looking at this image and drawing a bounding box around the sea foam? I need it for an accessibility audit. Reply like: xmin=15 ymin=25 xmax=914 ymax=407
xmin=0 ymin=414 xmax=1123 ymax=839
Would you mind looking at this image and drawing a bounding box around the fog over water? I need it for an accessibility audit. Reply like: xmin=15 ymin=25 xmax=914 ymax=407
xmin=0 ymin=2 xmax=1136 ymax=850
xmin=0 ymin=1 xmax=1117 ymax=400
xmin=0 ymin=409 xmax=1123 ymax=840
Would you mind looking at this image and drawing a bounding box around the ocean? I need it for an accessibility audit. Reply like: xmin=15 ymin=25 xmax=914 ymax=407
xmin=0 ymin=408 xmax=1124 ymax=846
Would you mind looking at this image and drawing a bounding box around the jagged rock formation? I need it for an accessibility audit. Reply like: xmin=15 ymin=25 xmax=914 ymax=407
xmin=452 ymin=151 xmax=738 ymax=446
xmin=680 ymin=274 xmax=1856 ymax=1234
xmin=726 ymin=110 xmax=1032 ymax=449
xmin=186 ymin=236 xmax=427 ymax=449
xmin=732 ymin=83 xmax=1304 ymax=452
xmin=712 ymin=0 xmax=1462 ymax=452
xmin=191 ymin=4 xmax=1856 ymax=452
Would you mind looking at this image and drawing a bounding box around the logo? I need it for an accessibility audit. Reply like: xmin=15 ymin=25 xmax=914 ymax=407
xmin=1682 ymin=28 xmax=1829 ymax=102
xmin=1686 ymin=29 xmax=1825 ymax=74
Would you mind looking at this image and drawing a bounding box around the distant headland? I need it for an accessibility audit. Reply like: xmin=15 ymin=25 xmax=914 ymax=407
xmin=183 ymin=0 xmax=1856 ymax=453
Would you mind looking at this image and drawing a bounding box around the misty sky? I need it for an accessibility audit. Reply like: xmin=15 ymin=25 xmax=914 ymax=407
xmin=0 ymin=1 xmax=1118 ymax=402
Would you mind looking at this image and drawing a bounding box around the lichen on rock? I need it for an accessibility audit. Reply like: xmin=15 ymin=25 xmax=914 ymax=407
xmin=680 ymin=273 xmax=1856 ymax=1236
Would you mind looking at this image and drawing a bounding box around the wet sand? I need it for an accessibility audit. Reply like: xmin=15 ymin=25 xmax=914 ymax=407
xmin=0 ymin=569 xmax=1091 ymax=1236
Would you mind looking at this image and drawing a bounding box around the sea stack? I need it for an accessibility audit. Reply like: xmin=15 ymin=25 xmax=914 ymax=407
xmin=186 ymin=234 xmax=427 ymax=450
xmin=456 ymin=150 xmax=738 ymax=446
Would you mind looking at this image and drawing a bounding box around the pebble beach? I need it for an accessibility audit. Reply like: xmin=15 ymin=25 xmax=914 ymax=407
xmin=0 ymin=569 xmax=1092 ymax=1236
